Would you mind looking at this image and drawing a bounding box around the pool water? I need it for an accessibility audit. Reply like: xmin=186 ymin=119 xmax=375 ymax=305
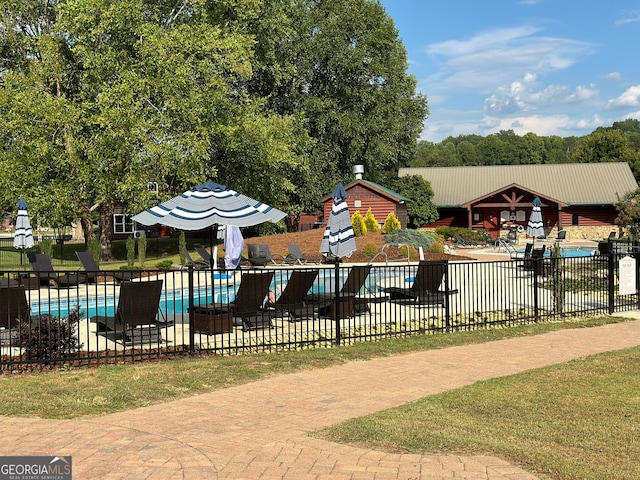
xmin=515 ymin=246 xmax=594 ymax=258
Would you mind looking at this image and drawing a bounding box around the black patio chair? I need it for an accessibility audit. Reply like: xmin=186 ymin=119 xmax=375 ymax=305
xmin=265 ymin=270 xmax=318 ymax=322
xmin=76 ymin=251 xmax=141 ymax=282
xmin=383 ymin=260 xmax=458 ymax=306
xmin=0 ymin=284 xmax=30 ymax=346
xmin=90 ymin=280 xmax=166 ymax=345
xmin=26 ymin=253 xmax=87 ymax=288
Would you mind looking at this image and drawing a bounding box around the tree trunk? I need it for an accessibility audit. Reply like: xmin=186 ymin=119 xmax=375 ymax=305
xmin=79 ymin=200 xmax=95 ymax=246
xmin=99 ymin=204 xmax=115 ymax=261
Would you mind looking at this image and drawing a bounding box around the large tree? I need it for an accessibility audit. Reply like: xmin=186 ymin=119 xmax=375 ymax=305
xmin=0 ymin=0 xmax=307 ymax=258
xmin=244 ymin=0 xmax=428 ymax=209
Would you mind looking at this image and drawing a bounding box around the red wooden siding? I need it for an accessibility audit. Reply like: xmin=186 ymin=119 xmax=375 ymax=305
xmin=560 ymin=207 xmax=618 ymax=227
xmin=322 ymin=184 xmax=408 ymax=228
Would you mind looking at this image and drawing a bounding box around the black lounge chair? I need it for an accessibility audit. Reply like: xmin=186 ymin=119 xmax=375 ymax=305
xmin=265 ymin=269 xmax=318 ymax=322
xmin=511 ymin=242 xmax=534 ymax=260
xmin=90 ymin=280 xmax=165 ymax=345
xmin=247 ymin=244 xmax=294 ymax=266
xmin=192 ymin=271 xmax=274 ymax=331
xmin=554 ymin=230 xmax=568 ymax=242
xmin=383 ymin=260 xmax=458 ymax=306
xmin=286 ymin=244 xmax=322 ymax=264
xmin=181 ymin=249 xmax=210 ymax=270
xmin=25 ymin=253 xmax=87 ymax=288
xmin=307 ymin=265 xmax=385 ymax=316
xmin=195 ymin=247 xmax=216 ymax=268
xmin=76 ymin=251 xmax=141 ymax=282
xmin=520 ymin=247 xmax=547 ymax=273
xmin=0 ymin=284 xmax=30 ymax=346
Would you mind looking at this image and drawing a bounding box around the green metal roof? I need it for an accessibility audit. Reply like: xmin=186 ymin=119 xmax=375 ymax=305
xmin=399 ymin=163 xmax=638 ymax=207
xmin=323 ymin=179 xmax=411 ymax=203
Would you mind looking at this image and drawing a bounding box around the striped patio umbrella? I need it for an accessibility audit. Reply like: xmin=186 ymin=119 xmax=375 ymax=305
xmin=526 ymin=196 xmax=545 ymax=243
xmin=132 ymin=180 xmax=286 ymax=230
xmin=13 ymin=198 xmax=34 ymax=250
xmin=320 ymin=184 xmax=356 ymax=260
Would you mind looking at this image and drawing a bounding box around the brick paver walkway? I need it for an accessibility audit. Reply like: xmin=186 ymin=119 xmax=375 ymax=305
xmin=3 ymin=315 xmax=640 ymax=479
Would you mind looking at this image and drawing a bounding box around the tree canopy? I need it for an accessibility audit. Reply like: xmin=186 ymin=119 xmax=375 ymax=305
xmin=0 ymin=0 xmax=426 ymax=257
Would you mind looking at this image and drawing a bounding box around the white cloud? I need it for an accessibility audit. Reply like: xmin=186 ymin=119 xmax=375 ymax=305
xmin=483 ymin=75 xmax=598 ymax=115
xmin=564 ymin=84 xmax=599 ymax=103
xmin=605 ymin=85 xmax=640 ymax=109
xmin=615 ymin=11 xmax=640 ymax=25
xmin=423 ymin=26 xmax=595 ymax=98
xmin=605 ymin=72 xmax=622 ymax=81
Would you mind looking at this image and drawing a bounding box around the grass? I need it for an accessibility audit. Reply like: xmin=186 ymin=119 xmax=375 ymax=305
xmin=318 ymin=340 xmax=640 ymax=480
xmin=0 ymin=315 xmax=630 ymax=420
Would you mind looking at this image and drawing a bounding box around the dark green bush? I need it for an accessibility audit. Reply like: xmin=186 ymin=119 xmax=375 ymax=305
xmin=435 ymin=226 xmax=488 ymax=243
xmin=155 ymin=259 xmax=173 ymax=271
xmin=17 ymin=307 xmax=83 ymax=363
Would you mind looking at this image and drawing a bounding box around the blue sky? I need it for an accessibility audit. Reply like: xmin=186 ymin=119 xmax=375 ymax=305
xmin=378 ymin=0 xmax=640 ymax=143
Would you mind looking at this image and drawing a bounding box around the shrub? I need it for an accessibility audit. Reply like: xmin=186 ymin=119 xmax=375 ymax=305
xmin=126 ymin=237 xmax=136 ymax=268
xmin=382 ymin=212 xmax=401 ymax=234
xmin=87 ymin=238 xmax=100 ymax=266
xmin=40 ymin=238 xmax=54 ymax=258
xmin=351 ymin=210 xmax=367 ymax=236
xmin=16 ymin=306 xmax=83 ymax=363
xmin=155 ymin=259 xmax=173 ymax=271
xmin=434 ymin=226 xmax=488 ymax=244
xmin=363 ymin=208 xmax=379 ymax=233
xmin=138 ymin=234 xmax=147 ymax=268
xmin=385 ymin=229 xmax=437 ymax=251
xmin=429 ymin=242 xmax=445 ymax=254
xmin=179 ymin=231 xmax=186 ymax=264
xmin=362 ymin=243 xmax=378 ymax=257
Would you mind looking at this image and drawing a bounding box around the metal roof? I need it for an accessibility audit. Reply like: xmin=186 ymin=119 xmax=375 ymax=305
xmin=399 ymin=163 xmax=638 ymax=207
xmin=322 ymin=180 xmax=411 ymax=203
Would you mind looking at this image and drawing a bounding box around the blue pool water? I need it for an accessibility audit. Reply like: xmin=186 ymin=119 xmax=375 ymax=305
xmin=515 ymin=246 xmax=594 ymax=258
xmin=29 ymin=270 xmax=362 ymax=319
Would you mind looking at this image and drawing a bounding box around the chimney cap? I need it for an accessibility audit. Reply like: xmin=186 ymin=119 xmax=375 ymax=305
xmin=352 ymin=165 xmax=365 ymax=175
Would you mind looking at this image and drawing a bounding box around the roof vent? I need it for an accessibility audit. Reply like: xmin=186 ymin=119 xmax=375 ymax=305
xmin=352 ymin=164 xmax=364 ymax=180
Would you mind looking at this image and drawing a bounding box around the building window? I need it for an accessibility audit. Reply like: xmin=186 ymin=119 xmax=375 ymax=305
xmin=354 ymin=200 xmax=362 ymax=208
xmin=572 ymin=214 xmax=579 ymax=226
xmin=113 ymin=214 xmax=136 ymax=234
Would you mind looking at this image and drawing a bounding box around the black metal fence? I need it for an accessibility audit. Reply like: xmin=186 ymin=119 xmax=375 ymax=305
xmin=1 ymin=249 xmax=639 ymax=371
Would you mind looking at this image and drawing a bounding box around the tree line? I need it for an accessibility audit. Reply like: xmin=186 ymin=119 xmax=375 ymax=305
xmin=410 ymin=119 xmax=640 ymax=179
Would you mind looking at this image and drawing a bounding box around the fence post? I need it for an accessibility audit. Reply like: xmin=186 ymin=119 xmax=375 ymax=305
xmin=608 ymin=252 xmax=615 ymax=314
xmin=333 ymin=259 xmax=341 ymax=346
xmin=533 ymin=258 xmax=539 ymax=322
xmin=188 ymin=264 xmax=195 ymax=354
xmin=444 ymin=261 xmax=451 ymax=332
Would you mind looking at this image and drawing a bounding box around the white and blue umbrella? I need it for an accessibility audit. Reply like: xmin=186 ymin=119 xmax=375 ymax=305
xmin=13 ymin=198 xmax=34 ymax=250
xmin=320 ymin=184 xmax=356 ymax=259
xmin=132 ymin=180 xmax=286 ymax=230
xmin=526 ymin=196 xmax=545 ymax=242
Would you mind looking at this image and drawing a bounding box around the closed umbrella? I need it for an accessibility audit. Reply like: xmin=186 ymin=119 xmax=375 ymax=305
xmin=320 ymin=184 xmax=356 ymax=260
xmin=526 ymin=196 xmax=545 ymax=246
xmin=13 ymin=198 xmax=34 ymax=265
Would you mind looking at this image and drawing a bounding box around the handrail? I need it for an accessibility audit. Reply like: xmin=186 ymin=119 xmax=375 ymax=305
xmin=368 ymin=243 xmax=411 ymax=265
xmin=493 ymin=238 xmax=518 ymax=255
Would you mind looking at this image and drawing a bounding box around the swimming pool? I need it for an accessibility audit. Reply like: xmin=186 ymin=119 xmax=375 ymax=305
xmin=514 ymin=246 xmax=594 ymax=258
xmin=29 ymin=268 xmax=387 ymax=320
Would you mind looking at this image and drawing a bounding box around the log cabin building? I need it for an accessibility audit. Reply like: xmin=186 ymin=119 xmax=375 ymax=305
xmin=399 ymin=163 xmax=639 ymax=239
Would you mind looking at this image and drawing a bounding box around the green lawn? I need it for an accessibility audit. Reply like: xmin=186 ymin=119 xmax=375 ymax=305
xmin=318 ymin=344 xmax=640 ymax=480
xmin=0 ymin=315 xmax=636 ymax=479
